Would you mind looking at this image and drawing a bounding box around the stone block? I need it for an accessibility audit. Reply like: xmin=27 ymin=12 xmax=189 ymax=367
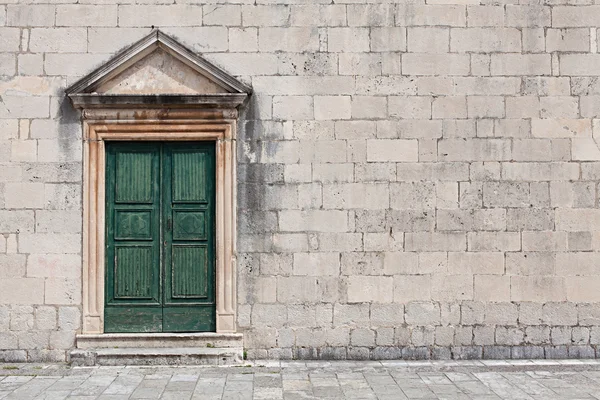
xmin=474 ymin=275 xmax=510 ymax=302
xmin=350 ymin=328 xmax=375 ymax=347
xmin=393 ymin=275 xmax=431 ymax=303
xmin=29 ymin=28 xmax=86 ymax=52
xmin=328 ymin=28 xmax=369 ymax=52
xmin=485 ymin=303 xmax=518 ymax=325
xmin=452 ymin=346 xmax=482 ymax=360
xmin=542 ymin=303 xmax=577 ymax=326
xmin=347 ymin=276 xmax=393 ymax=303
xmin=279 ymin=210 xmax=347 ymax=233
xmin=56 ymin=5 xmax=117 ymax=27
xmin=405 ymin=302 xmax=440 ymax=326
xmin=473 ymin=326 xmax=495 ymax=346
xmin=0 ymin=279 xmax=44 ymax=305
xmin=366 ymin=139 xmax=418 ymax=162
xmin=371 ymin=27 xmax=406 ymax=52
xmin=451 ymin=28 xmax=520 ymax=52
xmin=495 ymin=327 xmax=524 ymax=346
xmin=483 ymin=346 xmax=511 ymax=359
xmin=511 ymin=276 xmax=566 ymax=302
xmin=396 ymin=5 xmax=466 ymax=27
xmin=402 ymin=54 xmax=470 ymax=76
xmin=293 ymin=253 xmax=339 ymax=277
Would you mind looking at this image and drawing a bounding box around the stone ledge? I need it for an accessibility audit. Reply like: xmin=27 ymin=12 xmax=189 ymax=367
xmin=76 ymin=332 xmax=243 ymax=349
xmin=69 ymin=347 xmax=244 ymax=366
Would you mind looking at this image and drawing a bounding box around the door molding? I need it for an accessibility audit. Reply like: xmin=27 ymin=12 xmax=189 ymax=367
xmin=81 ymin=111 xmax=238 ymax=333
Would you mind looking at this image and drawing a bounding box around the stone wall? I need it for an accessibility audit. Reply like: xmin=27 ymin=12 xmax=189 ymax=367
xmin=2 ymin=0 xmax=600 ymax=361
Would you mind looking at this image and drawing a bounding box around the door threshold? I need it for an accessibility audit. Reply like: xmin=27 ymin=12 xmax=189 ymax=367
xmin=76 ymin=332 xmax=243 ymax=349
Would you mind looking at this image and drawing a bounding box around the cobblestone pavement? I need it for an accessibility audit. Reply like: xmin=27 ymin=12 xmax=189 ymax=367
xmin=2 ymin=360 xmax=600 ymax=399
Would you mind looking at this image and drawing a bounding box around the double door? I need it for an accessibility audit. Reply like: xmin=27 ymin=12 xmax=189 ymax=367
xmin=104 ymin=142 xmax=216 ymax=332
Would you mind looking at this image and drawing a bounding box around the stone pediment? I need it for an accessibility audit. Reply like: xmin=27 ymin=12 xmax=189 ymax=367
xmin=66 ymin=30 xmax=251 ymax=109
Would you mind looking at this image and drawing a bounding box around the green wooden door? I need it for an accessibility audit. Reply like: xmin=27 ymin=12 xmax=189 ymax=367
xmin=105 ymin=142 xmax=216 ymax=333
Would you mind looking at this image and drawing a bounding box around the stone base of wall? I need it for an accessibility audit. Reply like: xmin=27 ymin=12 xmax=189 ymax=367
xmin=0 ymin=349 xmax=67 ymax=363
xmin=248 ymin=345 xmax=600 ymax=361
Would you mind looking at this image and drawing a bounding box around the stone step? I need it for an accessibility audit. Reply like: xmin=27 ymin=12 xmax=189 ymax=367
xmin=70 ymin=347 xmax=244 ymax=366
xmin=76 ymin=332 xmax=243 ymax=349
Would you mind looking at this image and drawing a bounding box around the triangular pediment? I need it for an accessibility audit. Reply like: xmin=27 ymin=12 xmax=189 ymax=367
xmin=97 ymin=48 xmax=225 ymax=95
xmin=66 ymin=30 xmax=250 ymax=109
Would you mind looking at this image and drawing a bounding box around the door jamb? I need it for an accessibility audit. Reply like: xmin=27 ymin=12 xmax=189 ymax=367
xmin=81 ymin=113 xmax=237 ymax=334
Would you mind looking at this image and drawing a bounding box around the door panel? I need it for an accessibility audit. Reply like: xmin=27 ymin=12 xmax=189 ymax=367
xmin=105 ymin=141 xmax=216 ymax=333
xmin=163 ymin=144 xmax=216 ymax=332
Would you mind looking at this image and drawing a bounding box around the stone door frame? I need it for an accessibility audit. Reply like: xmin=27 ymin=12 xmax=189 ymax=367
xmin=81 ymin=110 xmax=238 ymax=334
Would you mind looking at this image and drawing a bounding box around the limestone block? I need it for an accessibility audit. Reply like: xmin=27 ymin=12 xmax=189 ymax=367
xmin=347 ymin=276 xmax=393 ymax=303
xmin=273 ymin=96 xmax=313 ymax=120
xmin=402 ymin=54 xmax=470 ymax=76
xmin=439 ymin=139 xmax=510 ymax=161
xmin=339 ymin=53 xmax=382 ymax=76
xmin=432 ymin=96 xmax=467 ymax=119
xmin=314 ymin=96 xmax=351 ymax=120
xmin=341 ymin=252 xmax=384 ymax=276
xmin=35 ymin=306 xmax=56 ymax=330
xmin=412 ymin=326 xmax=434 ymax=346
xmin=407 ymin=27 xmax=449 ymax=53
xmin=293 ymin=252 xmax=339 ymax=276
xmin=242 ymin=5 xmax=288 ymax=27
xmin=328 ymin=28 xmax=369 ymax=52
xmin=495 ymin=327 xmax=524 ymax=346
xmin=466 ymin=5 xmax=504 ymax=27
xmin=29 ymin=28 xmax=86 ymax=52
xmin=6 ymin=4 xmax=56 ymax=27
xmin=347 ymin=4 xmax=393 ymax=26
xmin=579 ymin=304 xmax=600 ymax=326
xmin=389 ymin=182 xmax=435 ymax=210
xmin=431 ymin=275 xmax=473 ymax=302
xmin=118 ymin=5 xmax=204 ymax=27
xmin=405 ymin=302 xmax=440 ymax=326
xmin=511 ymin=276 xmax=566 ymax=302
xmin=0 ymin=210 xmax=34 ymax=233
xmin=0 ymin=279 xmax=43 ymax=305
xmin=333 ymin=303 xmax=370 ymax=327
xmin=393 ymin=275 xmax=431 ymax=302
xmin=484 ymin=303 xmax=518 ymax=326
xmin=10 ymin=307 xmax=33 ymax=331
xmin=45 ymin=278 xmax=81 ymax=305
xmin=311 ymin=164 xmax=352 ymax=184
xmin=253 ymin=76 xmax=355 ymax=96
xmin=435 ymin=326 xmax=454 ymax=346
xmin=371 ymin=27 xmax=406 ymax=52
xmin=56 ymin=5 xmax=117 ymax=27
xmin=473 ymin=326 xmax=495 ymax=346
xmin=506 ymin=252 xmax=555 ymax=276
xmin=251 ymin=304 xmax=287 ymax=327
xmin=543 ymin=303 xmax=577 ymax=326
xmin=317 ymin=233 xmax=363 ymax=252
xmin=396 ymin=5 xmax=466 ymax=27
xmin=58 ymin=306 xmax=80 ymax=331
xmin=522 ymin=231 xmax=567 ymax=252
xmin=350 ymin=328 xmax=375 ymax=347
xmin=451 ymin=28 xmax=520 ymax=52
xmin=88 ymin=28 xmax=148 ymax=53
xmin=277 ymin=276 xmax=338 ymax=304
xmin=18 ymin=331 xmax=49 ymax=350
xmin=0 ymin=254 xmax=26 ymax=278
xmin=474 ymin=275 xmax=510 ymax=302
xmin=468 ymin=232 xmax=520 ymax=252
xmin=351 ymin=97 xmax=387 ymax=120
xmin=49 ymin=330 xmax=75 ymax=350
xmin=161 ymin=27 xmax=229 ymax=53
xmin=552 ymin=6 xmax=600 ymax=27
xmin=550 ymin=327 xmax=571 ymax=346
xmin=279 ymin=210 xmax=347 ymax=233
xmin=299 ymin=140 xmax=346 ymax=164
xmin=19 ymin=234 xmax=80 ymax=254
xmin=370 ymin=303 xmax=404 ymax=327
xmin=228 ymin=28 xmax=258 ymax=53
xmin=356 ymin=76 xmax=416 ymax=96
xmin=290 ymin=5 xmax=346 ymax=27
xmin=567 ymin=278 xmax=600 ymax=304
xmin=334 ymin=121 xmax=376 ymax=140
xmin=366 ymin=139 xmax=418 ymax=162
xmin=0 ymin=28 xmax=20 ymax=52
xmin=388 ymin=97 xmax=432 ymax=120
xmin=406 ymin=232 xmax=466 ymax=252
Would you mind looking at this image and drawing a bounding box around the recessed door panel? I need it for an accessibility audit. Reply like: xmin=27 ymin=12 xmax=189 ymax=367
xmin=105 ymin=142 xmax=216 ymax=333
